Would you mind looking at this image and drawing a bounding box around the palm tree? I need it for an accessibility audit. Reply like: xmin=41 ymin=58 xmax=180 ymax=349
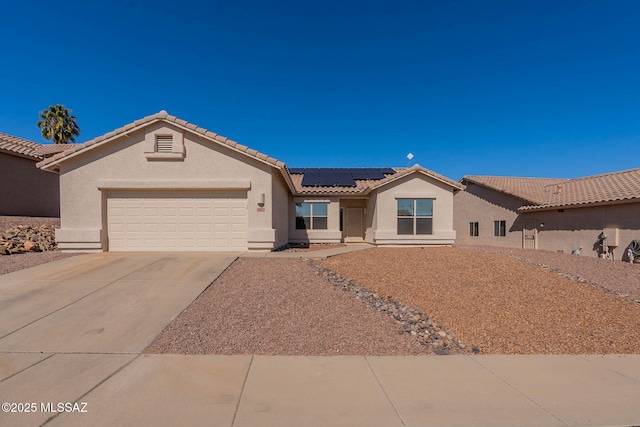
xmin=37 ymin=104 xmax=81 ymax=144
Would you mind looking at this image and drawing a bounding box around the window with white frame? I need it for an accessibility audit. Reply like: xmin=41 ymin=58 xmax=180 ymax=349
xmin=295 ymin=202 xmax=328 ymax=230
xmin=494 ymin=220 xmax=506 ymax=236
xmin=397 ymin=199 xmax=433 ymax=235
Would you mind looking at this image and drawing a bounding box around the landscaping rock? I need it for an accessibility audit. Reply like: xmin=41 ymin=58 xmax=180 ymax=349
xmin=310 ymin=260 xmax=469 ymax=355
xmin=1 ymin=225 xmax=57 ymax=255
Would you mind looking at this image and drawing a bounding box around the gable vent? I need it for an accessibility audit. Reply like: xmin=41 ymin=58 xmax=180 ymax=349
xmin=155 ymin=135 xmax=173 ymax=153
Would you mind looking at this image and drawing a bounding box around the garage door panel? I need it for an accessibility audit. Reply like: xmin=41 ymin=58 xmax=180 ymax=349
xmin=107 ymin=191 xmax=247 ymax=252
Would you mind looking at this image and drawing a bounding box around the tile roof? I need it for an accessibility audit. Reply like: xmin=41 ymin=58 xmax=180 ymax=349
xmin=33 ymin=144 xmax=72 ymax=157
xmin=0 ymin=132 xmax=41 ymax=159
xmin=291 ymin=165 xmax=463 ymax=195
xmin=35 ymin=111 xmax=462 ymax=196
xmin=519 ymin=168 xmax=640 ymax=211
xmin=462 ymin=175 xmax=566 ymax=204
xmin=373 ymin=165 xmax=463 ymax=191
xmin=37 ymin=110 xmax=287 ymax=170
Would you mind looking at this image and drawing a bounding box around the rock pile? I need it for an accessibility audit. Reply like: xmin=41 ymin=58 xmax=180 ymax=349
xmin=1 ymin=225 xmax=58 ymax=255
xmin=311 ymin=261 xmax=476 ymax=355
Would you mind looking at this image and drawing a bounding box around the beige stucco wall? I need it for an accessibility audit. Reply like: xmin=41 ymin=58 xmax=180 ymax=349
xmin=372 ymin=174 xmax=457 ymax=245
xmin=271 ymin=172 xmax=290 ymax=248
xmin=453 ymin=182 xmax=640 ymax=259
xmin=521 ymin=203 xmax=640 ymax=260
xmin=0 ymin=152 xmax=59 ymax=217
xmin=453 ymin=182 xmax=522 ymax=247
xmin=55 ymin=122 xmax=281 ymax=251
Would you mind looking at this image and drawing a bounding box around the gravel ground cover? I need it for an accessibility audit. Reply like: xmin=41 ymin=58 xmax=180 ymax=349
xmin=457 ymin=245 xmax=640 ymax=302
xmin=0 ymin=216 xmax=60 ymax=231
xmin=0 ymin=216 xmax=78 ymax=275
xmin=145 ymin=258 xmax=428 ymax=355
xmin=319 ymin=247 xmax=640 ymax=354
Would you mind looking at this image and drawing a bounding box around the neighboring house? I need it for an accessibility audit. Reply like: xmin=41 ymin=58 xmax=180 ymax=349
xmin=0 ymin=132 xmax=63 ymax=217
xmin=37 ymin=111 xmax=462 ymax=252
xmin=454 ymin=170 xmax=640 ymax=259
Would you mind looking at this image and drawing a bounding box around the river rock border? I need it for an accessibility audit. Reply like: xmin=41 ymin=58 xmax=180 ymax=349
xmin=309 ymin=260 xmax=477 ymax=355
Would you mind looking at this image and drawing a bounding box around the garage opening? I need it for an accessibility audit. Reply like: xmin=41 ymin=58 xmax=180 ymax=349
xmin=107 ymin=190 xmax=248 ymax=251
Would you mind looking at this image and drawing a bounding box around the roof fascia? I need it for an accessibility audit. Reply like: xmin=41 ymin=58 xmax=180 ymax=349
xmin=518 ymin=197 xmax=640 ymax=213
xmin=0 ymin=148 xmax=40 ymax=161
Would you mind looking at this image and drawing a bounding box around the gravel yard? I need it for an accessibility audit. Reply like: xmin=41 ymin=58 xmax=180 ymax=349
xmin=0 ymin=216 xmax=78 ymax=275
xmin=145 ymin=258 xmax=427 ymax=355
xmin=458 ymin=245 xmax=640 ymax=302
xmin=320 ymin=247 xmax=640 ymax=354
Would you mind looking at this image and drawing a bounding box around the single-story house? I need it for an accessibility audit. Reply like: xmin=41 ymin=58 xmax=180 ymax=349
xmin=0 ymin=132 xmax=63 ymax=217
xmin=454 ymin=169 xmax=640 ymax=259
xmin=37 ymin=111 xmax=462 ymax=252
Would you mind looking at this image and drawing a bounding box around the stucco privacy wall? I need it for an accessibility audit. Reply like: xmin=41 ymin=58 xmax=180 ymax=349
xmin=453 ymin=182 xmax=522 ymax=247
xmin=0 ymin=152 xmax=59 ymax=217
xmin=56 ymin=121 xmax=280 ymax=251
xmin=373 ymin=174 xmax=457 ymax=245
xmin=520 ymin=202 xmax=640 ymax=259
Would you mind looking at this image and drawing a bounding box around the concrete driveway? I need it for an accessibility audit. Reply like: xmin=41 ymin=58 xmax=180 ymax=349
xmin=0 ymin=252 xmax=239 ymax=353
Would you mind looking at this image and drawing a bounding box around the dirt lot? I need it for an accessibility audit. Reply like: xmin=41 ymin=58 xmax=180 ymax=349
xmin=0 ymin=216 xmax=78 ymax=275
xmin=320 ymin=247 xmax=640 ymax=354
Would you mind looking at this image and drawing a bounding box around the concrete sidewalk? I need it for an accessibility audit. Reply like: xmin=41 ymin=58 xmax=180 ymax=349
xmin=241 ymin=243 xmax=374 ymax=259
xmin=1 ymin=353 xmax=639 ymax=426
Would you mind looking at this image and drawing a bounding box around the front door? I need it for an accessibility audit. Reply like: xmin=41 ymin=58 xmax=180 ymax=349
xmin=344 ymin=208 xmax=364 ymax=242
xmin=523 ymin=219 xmax=537 ymax=249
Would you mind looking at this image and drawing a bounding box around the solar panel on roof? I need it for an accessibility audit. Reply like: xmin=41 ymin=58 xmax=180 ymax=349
xmin=378 ymin=167 xmax=396 ymax=175
xmin=318 ymin=170 xmax=337 ymax=186
xmin=336 ymin=171 xmax=356 ymax=186
xmin=349 ymin=169 xmax=370 ymax=180
xmin=366 ymin=170 xmax=386 ymax=179
xmin=288 ymin=168 xmax=305 ymax=174
xmin=301 ymin=169 xmax=321 ymax=186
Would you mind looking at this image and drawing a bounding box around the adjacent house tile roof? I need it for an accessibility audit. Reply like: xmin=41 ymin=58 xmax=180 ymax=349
xmin=462 ymin=176 xmax=566 ymax=204
xmin=291 ymin=165 xmax=462 ymax=195
xmin=37 ymin=110 xmax=287 ymax=170
xmin=0 ymin=132 xmax=42 ymax=159
xmin=33 ymin=144 xmax=71 ymax=157
xmin=519 ymin=168 xmax=640 ymax=211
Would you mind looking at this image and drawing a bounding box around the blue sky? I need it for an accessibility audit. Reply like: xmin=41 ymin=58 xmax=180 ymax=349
xmin=1 ymin=0 xmax=639 ymax=180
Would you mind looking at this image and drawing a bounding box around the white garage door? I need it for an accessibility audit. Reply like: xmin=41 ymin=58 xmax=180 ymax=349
xmin=107 ymin=191 xmax=247 ymax=251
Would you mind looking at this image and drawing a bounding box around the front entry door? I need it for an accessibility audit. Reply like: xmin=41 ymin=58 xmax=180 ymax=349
xmin=523 ymin=219 xmax=537 ymax=249
xmin=344 ymin=208 xmax=364 ymax=242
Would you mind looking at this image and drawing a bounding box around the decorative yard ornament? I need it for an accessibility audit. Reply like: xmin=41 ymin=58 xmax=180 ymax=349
xmin=407 ymin=152 xmax=414 ymax=167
